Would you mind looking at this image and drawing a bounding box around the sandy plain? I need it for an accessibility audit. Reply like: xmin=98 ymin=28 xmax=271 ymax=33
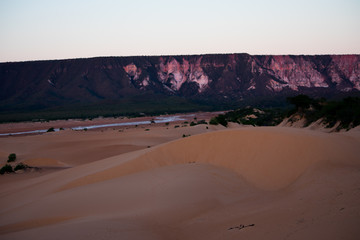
xmin=0 ymin=115 xmax=359 ymax=240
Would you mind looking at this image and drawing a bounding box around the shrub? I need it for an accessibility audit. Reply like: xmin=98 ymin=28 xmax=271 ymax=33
xmin=7 ymin=153 xmax=16 ymax=162
xmin=287 ymin=95 xmax=360 ymax=130
xmin=14 ymin=163 xmax=29 ymax=171
xmin=287 ymin=94 xmax=313 ymax=111
xmin=47 ymin=127 xmax=55 ymax=132
xmin=215 ymin=114 xmax=228 ymax=127
xmin=0 ymin=164 xmax=14 ymax=175
xmin=190 ymin=121 xmax=197 ymax=126
xmin=209 ymin=117 xmax=218 ymax=125
xmin=197 ymin=120 xmax=207 ymax=125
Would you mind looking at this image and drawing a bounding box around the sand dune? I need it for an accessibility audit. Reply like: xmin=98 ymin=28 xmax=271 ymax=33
xmin=0 ymin=123 xmax=218 ymax=168
xmin=22 ymin=158 xmax=68 ymax=168
xmin=61 ymin=127 xmax=360 ymax=191
xmin=1 ymin=126 xmax=360 ymax=239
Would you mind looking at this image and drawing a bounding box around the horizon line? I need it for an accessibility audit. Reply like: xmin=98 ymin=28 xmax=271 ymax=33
xmin=1 ymin=52 xmax=360 ymax=64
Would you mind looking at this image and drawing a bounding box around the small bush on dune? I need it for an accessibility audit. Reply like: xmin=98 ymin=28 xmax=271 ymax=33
xmin=0 ymin=164 xmax=14 ymax=175
xmin=14 ymin=163 xmax=29 ymax=171
xmin=197 ymin=120 xmax=208 ymax=125
xmin=190 ymin=121 xmax=197 ymax=126
xmin=190 ymin=120 xmax=208 ymax=127
xmin=209 ymin=118 xmax=218 ymax=125
xmin=287 ymin=96 xmax=360 ymax=130
xmin=7 ymin=153 xmax=16 ymax=162
xmin=210 ymin=114 xmax=228 ymax=127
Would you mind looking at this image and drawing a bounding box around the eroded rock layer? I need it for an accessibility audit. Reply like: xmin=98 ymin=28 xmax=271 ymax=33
xmin=0 ymin=54 xmax=359 ymax=110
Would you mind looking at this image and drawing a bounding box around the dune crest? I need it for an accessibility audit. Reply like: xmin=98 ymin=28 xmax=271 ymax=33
xmin=60 ymin=127 xmax=360 ymax=191
xmin=23 ymin=158 xmax=68 ymax=168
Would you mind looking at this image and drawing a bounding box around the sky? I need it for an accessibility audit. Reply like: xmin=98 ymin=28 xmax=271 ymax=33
xmin=0 ymin=0 xmax=359 ymax=62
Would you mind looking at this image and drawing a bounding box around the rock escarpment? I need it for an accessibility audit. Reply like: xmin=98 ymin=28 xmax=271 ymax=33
xmin=0 ymin=54 xmax=359 ymax=111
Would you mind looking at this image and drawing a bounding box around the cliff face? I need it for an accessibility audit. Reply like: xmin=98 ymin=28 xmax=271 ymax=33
xmin=255 ymin=55 xmax=360 ymax=92
xmin=0 ymin=54 xmax=359 ymax=111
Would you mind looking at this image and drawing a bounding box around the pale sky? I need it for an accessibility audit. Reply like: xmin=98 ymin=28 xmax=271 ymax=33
xmin=0 ymin=0 xmax=359 ymax=62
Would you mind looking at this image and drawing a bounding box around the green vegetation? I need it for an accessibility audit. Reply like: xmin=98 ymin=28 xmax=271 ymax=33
xmin=47 ymin=127 xmax=55 ymax=132
xmin=0 ymin=162 xmax=30 ymax=175
xmin=190 ymin=120 xmax=208 ymax=127
xmin=286 ymin=96 xmax=360 ymax=130
xmin=2 ymin=92 xmax=358 ymax=131
xmin=182 ymin=134 xmax=191 ymax=138
xmin=209 ymin=114 xmax=229 ymax=126
xmin=0 ymin=164 xmax=14 ymax=175
xmin=0 ymin=95 xmax=221 ymax=123
xmin=7 ymin=153 xmax=16 ymax=163
xmin=287 ymin=94 xmax=314 ymax=111
xmin=197 ymin=120 xmax=207 ymax=125
xmin=209 ymin=95 xmax=360 ymax=131
xmin=14 ymin=163 xmax=29 ymax=171
xmin=210 ymin=108 xmax=285 ymax=127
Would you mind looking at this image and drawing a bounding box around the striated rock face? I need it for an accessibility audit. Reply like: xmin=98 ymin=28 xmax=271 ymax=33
xmin=327 ymin=55 xmax=360 ymax=91
xmin=255 ymin=55 xmax=360 ymax=93
xmin=260 ymin=55 xmax=328 ymax=91
xmin=154 ymin=56 xmax=209 ymax=92
xmin=0 ymin=54 xmax=359 ymax=110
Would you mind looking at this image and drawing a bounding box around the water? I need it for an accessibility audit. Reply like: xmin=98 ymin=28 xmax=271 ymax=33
xmin=0 ymin=115 xmax=187 ymax=136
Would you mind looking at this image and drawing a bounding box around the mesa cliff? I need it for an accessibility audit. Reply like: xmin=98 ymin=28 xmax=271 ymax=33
xmin=0 ymin=54 xmax=359 ymax=112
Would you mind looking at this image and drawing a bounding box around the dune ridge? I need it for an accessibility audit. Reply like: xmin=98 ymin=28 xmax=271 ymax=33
xmin=60 ymin=127 xmax=360 ymax=191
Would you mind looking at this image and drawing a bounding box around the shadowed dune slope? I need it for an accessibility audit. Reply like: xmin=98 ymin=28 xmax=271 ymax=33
xmin=61 ymin=127 xmax=360 ymax=191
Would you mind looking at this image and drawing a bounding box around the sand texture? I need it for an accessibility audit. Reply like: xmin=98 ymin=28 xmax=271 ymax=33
xmin=0 ymin=123 xmax=360 ymax=239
